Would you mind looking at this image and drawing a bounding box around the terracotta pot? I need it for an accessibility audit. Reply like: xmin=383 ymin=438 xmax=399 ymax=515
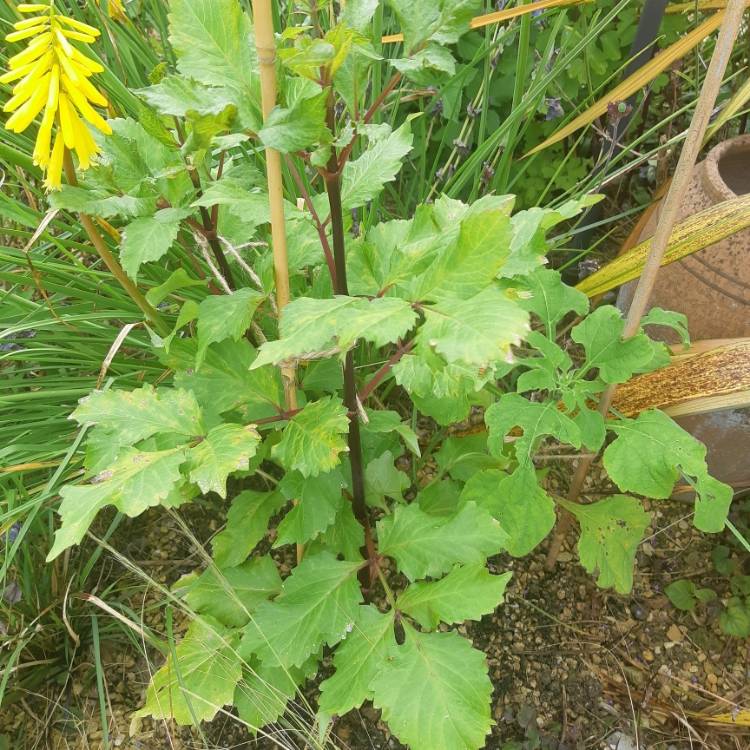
xmin=621 ymin=135 xmax=750 ymax=340
xmin=619 ymin=135 xmax=750 ymax=490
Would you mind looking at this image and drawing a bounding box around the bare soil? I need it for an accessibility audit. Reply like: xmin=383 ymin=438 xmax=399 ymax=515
xmin=2 ymin=481 xmax=749 ymax=750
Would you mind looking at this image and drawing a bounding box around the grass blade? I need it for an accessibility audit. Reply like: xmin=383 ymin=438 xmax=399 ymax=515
xmin=576 ymin=194 xmax=750 ymax=296
xmin=525 ymin=9 xmax=734 ymax=156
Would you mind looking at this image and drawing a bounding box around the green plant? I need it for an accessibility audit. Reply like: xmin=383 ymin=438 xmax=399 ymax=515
xmin=666 ymin=542 xmax=750 ymax=638
xmin=3 ymin=0 xmax=740 ymax=748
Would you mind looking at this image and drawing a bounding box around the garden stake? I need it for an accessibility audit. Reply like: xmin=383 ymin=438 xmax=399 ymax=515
xmin=545 ymin=0 xmax=747 ymax=570
xmin=252 ymin=0 xmax=301 ymax=562
xmin=62 ymin=150 xmax=168 ymax=336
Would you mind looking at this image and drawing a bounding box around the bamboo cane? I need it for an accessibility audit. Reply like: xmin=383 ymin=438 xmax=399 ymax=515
xmin=545 ymin=0 xmax=747 ymax=570
xmin=251 ymin=0 xmax=302 ymax=561
xmin=252 ymin=0 xmax=295 ymax=400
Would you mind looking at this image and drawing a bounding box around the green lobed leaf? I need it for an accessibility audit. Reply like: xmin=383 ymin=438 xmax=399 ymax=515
xmin=371 ymin=626 xmax=493 ymax=750
xmin=571 ymin=305 xmax=656 ymax=384
xmin=121 ymin=207 xmax=193 ymax=281
xmin=377 ymin=501 xmax=508 ymax=581
xmin=234 ymin=654 xmax=318 ymax=732
xmin=180 ymin=556 xmax=282 ymax=627
xmin=239 ymin=552 xmax=363 ymax=668
xmin=275 ymin=469 xmax=346 ymax=547
xmin=252 ymin=295 xmax=417 ymax=368
xmin=560 ymin=495 xmax=651 ymax=594
xmin=393 ymin=351 xmax=492 ymax=426
xmin=341 ymin=120 xmax=414 ymax=210
xmin=72 ymin=385 xmax=203 ymax=444
xmin=341 ymin=0 xmax=380 ymax=32
xmin=146 ymin=267 xmax=206 ymax=306
xmin=517 ymin=330 xmax=573 ymax=395
xmin=196 ymin=288 xmax=265 ymax=366
xmin=259 ymin=80 xmax=329 ymax=153
xmin=460 ymin=466 xmax=556 ymax=557
xmin=212 ymin=490 xmax=286 ymax=568
xmin=47 ymin=449 xmax=186 ymax=561
xmin=136 ymin=617 xmax=241 ymax=725
xmin=169 ymin=0 xmax=261 ymax=128
xmin=665 ymin=580 xmax=699 ymax=611
xmin=603 ymin=410 xmax=733 ymax=532
xmin=365 ymin=451 xmax=410 ymax=507
xmin=571 ymin=399 xmax=606 ymax=452
xmin=501 ymin=197 xmax=601 ymax=278
xmin=485 ymin=393 xmax=581 ymax=460
xmin=417 ymin=479 xmax=462 ymax=516
xmin=191 ymin=179 xmax=270 ymax=228
xmin=188 ymin=423 xmax=261 ymax=498
xmin=362 ymin=409 xmax=421 ymax=457
xmin=415 ymin=205 xmax=513 ymax=301
xmin=137 ymin=75 xmax=237 ymax=117
xmin=318 ymin=605 xmax=396 ymax=717
xmin=434 ymin=433 xmax=508 ymax=483
xmin=348 ymin=205 xmax=453 ymax=297
xmin=417 ymin=286 xmax=529 ymax=368
xmin=391 ymin=44 xmax=456 ymax=85
xmin=641 ymin=307 xmax=691 ymax=348
xmin=308 ymin=502 xmax=365 ymax=560
xmin=386 ymin=0 xmax=481 ymax=49
xmin=719 ymin=597 xmax=750 ymax=638
xmin=272 ymin=397 xmax=350 ymax=477
xmin=397 ymin=565 xmax=512 ymax=629
xmin=167 ymin=339 xmax=283 ymax=419
xmin=513 ymin=267 xmax=589 ymax=335
xmin=50 ymin=186 xmax=155 ymax=220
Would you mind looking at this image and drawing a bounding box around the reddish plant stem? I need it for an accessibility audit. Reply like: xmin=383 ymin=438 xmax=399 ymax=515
xmin=324 ymin=103 xmax=376 ymax=575
xmin=284 ymin=154 xmax=338 ymax=286
xmin=336 ymin=72 xmax=403 ymax=169
xmin=359 ymin=340 xmax=415 ymax=403
xmin=210 ymin=151 xmax=226 ymax=229
xmin=253 ymin=408 xmax=302 ymax=426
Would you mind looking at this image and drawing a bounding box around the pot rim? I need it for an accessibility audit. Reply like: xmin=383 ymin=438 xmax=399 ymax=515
xmin=702 ymin=134 xmax=750 ymax=203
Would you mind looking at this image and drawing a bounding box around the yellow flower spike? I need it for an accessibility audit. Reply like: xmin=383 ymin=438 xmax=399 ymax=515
xmin=73 ymin=116 xmax=95 ymax=169
xmin=47 ymin=64 xmax=60 ymax=109
xmin=10 ymin=51 xmax=53 ymax=99
xmin=70 ymin=48 xmax=104 ymax=74
xmin=53 ymin=28 xmax=74 ymax=57
xmin=57 ymin=16 xmax=100 ymax=37
xmin=13 ymin=16 xmax=50 ymax=30
xmin=6 ymin=25 xmax=47 ymax=42
xmin=59 ymin=29 xmax=98 ymax=44
xmin=57 ymin=94 xmax=77 ymax=148
xmin=45 ymin=130 xmax=65 ymax=190
xmin=66 ymin=85 xmax=112 ymax=134
xmin=57 ymin=50 xmax=81 ymax=84
xmin=6 ymin=74 xmax=49 ymax=131
xmin=72 ymin=74 xmax=108 ymax=108
xmin=2 ymin=1 xmax=112 ymax=190
xmin=9 ymin=33 xmax=52 ymax=68
xmin=33 ymin=112 xmax=54 ymax=167
xmin=0 ymin=60 xmax=36 ymax=84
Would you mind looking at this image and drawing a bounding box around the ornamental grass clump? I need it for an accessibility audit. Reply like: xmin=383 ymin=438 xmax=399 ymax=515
xmin=2 ymin=1 xmax=111 ymax=188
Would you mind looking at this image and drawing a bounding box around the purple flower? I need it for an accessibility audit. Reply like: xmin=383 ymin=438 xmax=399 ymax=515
xmin=545 ymin=98 xmax=564 ymax=121
xmin=3 ymin=582 xmax=22 ymax=605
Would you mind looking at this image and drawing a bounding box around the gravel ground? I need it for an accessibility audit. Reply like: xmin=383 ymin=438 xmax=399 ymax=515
xmin=2 ymin=467 xmax=749 ymax=750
